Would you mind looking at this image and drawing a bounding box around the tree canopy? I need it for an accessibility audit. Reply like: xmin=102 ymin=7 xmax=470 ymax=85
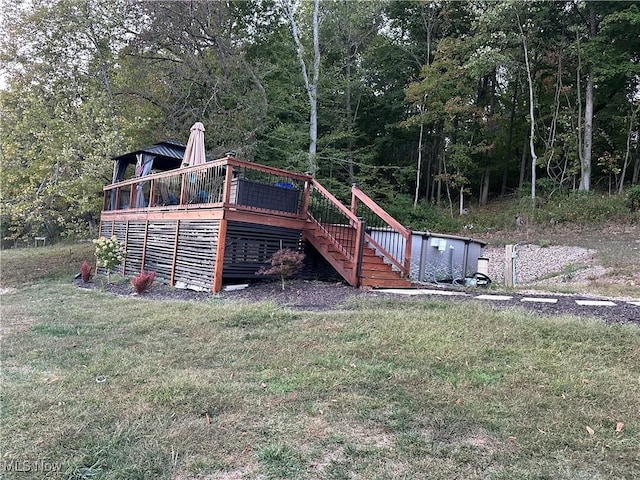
xmin=1 ymin=0 xmax=639 ymax=243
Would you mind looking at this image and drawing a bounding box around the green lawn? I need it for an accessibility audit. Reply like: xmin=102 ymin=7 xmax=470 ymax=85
xmin=1 ymin=245 xmax=639 ymax=479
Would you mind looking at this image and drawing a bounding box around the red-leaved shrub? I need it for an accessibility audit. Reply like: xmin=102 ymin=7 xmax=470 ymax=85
xmin=131 ymin=270 xmax=155 ymax=294
xmin=257 ymin=248 xmax=305 ymax=290
xmin=80 ymin=261 xmax=93 ymax=283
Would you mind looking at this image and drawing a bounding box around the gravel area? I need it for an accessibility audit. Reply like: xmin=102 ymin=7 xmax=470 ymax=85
xmin=482 ymin=244 xmax=601 ymax=286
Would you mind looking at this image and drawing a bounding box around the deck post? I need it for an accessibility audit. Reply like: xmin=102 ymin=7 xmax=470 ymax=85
xmin=122 ymin=220 xmax=130 ymax=275
xmin=149 ymin=179 xmax=156 ymax=207
xmin=403 ymin=229 xmax=412 ymax=278
xmin=350 ymin=185 xmax=358 ymax=215
xmin=221 ymin=163 xmax=233 ymax=204
xmin=141 ymin=220 xmax=149 ymax=273
xmin=179 ymin=172 xmax=188 ymax=205
xmin=302 ymin=180 xmax=311 ymax=216
xmin=212 ymin=218 xmax=228 ymax=292
xmin=170 ymin=219 xmax=180 ymax=286
xmin=353 ymin=218 xmax=365 ymax=287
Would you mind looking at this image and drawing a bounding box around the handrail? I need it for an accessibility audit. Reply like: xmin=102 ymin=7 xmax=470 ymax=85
xmin=351 ymin=185 xmax=410 ymax=237
xmin=103 ymin=156 xmax=229 ymax=191
xmin=351 ymin=185 xmax=412 ymax=278
xmin=102 ymin=156 xmax=310 ymax=215
xmin=311 ymin=179 xmax=361 ymax=226
xmin=306 ymin=178 xmax=365 ymax=286
xmin=103 ymin=156 xmax=313 ymax=192
xmin=226 ymin=158 xmax=312 ymax=183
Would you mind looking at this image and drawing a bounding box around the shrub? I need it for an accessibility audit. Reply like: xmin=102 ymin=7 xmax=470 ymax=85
xmin=80 ymin=261 xmax=93 ymax=283
xmin=93 ymin=236 xmax=126 ymax=282
xmin=625 ymin=185 xmax=640 ymax=212
xmin=131 ymin=270 xmax=155 ymax=294
xmin=257 ymin=248 xmax=305 ymax=290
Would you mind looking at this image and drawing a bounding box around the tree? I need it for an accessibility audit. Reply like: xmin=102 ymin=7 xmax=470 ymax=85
xmin=283 ymin=0 xmax=321 ymax=175
xmin=0 ymin=0 xmax=135 ymax=242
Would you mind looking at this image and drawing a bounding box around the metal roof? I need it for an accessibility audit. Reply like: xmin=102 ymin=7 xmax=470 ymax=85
xmin=112 ymin=140 xmax=187 ymax=171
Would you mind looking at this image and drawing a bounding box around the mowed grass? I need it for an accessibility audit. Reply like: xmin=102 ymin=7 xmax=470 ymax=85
xmin=1 ymin=244 xmax=640 ymax=479
xmin=1 ymin=242 xmax=94 ymax=287
xmin=1 ymin=290 xmax=638 ymax=479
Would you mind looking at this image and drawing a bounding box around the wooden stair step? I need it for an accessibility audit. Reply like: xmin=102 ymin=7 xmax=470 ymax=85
xmin=360 ymin=263 xmax=396 ymax=272
xmin=360 ymin=278 xmax=412 ymax=288
xmin=360 ymin=270 xmax=406 ymax=280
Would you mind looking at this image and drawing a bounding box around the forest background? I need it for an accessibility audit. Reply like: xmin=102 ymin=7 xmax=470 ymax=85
xmin=1 ymin=0 xmax=639 ymax=245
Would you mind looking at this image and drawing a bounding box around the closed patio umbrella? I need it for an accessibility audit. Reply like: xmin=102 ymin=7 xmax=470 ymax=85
xmin=182 ymin=122 xmax=208 ymax=203
xmin=182 ymin=122 xmax=206 ymax=167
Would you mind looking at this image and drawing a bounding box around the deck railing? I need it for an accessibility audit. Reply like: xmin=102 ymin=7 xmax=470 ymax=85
xmin=102 ymin=156 xmax=312 ymax=216
xmin=351 ymin=185 xmax=412 ymax=278
xmin=307 ymin=179 xmax=365 ymax=285
xmin=101 ymin=157 xmax=410 ymax=285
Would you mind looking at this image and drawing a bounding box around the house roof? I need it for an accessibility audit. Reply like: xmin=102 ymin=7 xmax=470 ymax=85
xmin=112 ymin=140 xmax=187 ymax=171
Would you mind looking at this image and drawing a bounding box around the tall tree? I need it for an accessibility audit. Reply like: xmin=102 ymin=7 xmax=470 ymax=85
xmin=0 ymin=0 xmax=136 ymax=242
xmin=283 ymin=0 xmax=321 ymax=175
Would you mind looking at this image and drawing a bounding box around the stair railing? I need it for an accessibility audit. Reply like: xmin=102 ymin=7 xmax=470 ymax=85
xmin=351 ymin=185 xmax=412 ymax=279
xmin=307 ymin=179 xmax=365 ymax=285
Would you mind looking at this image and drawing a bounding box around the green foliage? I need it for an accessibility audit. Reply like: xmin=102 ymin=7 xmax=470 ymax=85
xmin=93 ymin=236 xmax=126 ymax=280
xmin=624 ymin=185 xmax=640 ymax=212
xmin=382 ymin=195 xmax=464 ymax=233
xmin=1 ymin=0 xmax=639 ymax=243
xmin=543 ymin=191 xmax=629 ymax=225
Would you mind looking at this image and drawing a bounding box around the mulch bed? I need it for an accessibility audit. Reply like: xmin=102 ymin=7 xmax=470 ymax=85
xmin=76 ymin=278 xmax=639 ymax=326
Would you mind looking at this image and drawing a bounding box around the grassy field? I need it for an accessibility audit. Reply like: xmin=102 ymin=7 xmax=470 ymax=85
xmin=1 ymin=245 xmax=639 ymax=479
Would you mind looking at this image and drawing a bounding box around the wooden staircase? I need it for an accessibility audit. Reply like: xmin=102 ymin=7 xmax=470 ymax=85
xmin=359 ymin=245 xmax=412 ymax=288
xmin=303 ymin=180 xmax=412 ymax=289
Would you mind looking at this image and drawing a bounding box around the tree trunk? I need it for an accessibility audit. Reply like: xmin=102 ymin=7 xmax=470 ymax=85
xmin=618 ymin=107 xmax=636 ymax=193
xmin=579 ymin=5 xmax=597 ymax=191
xmin=480 ymin=167 xmax=490 ymax=205
xmin=519 ymin=139 xmax=528 ymax=189
xmin=633 ymin=155 xmax=640 ymax=185
xmin=285 ymin=0 xmax=320 ymax=175
xmin=414 ymin=119 xmax=424 ymax=208
xmin=579 ymin=70 xmax=593 ymax=191
xmin=519 ymin=19 xmax=537 ymax=200
xmin=503 ymin=77 xmax=518 ymax=196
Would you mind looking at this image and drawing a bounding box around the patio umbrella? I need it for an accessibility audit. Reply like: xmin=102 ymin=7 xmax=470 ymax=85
xmin=182 ymin=122 xmax=208 ymax=204
xmin=182 ymin=122 xmax=207 ymax=167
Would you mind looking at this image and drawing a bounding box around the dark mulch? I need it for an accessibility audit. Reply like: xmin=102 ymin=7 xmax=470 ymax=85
xmin=76 ymin=278 xmax=639 ymax=326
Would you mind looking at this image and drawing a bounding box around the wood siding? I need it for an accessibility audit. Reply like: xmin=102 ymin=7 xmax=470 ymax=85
xmin=223 ymin=221 xmax=301 ymax=278
xmin=99 ymin=218 xmax=220 ymax=291
xmin=98 ymin=218 xmax=302 ymax=290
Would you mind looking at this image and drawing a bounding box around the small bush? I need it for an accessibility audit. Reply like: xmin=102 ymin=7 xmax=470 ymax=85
xmin=257 ymin=248 xmax=305 ymax=290
xmin=625 ymin=185 xmax=640 ymax=212
xmin=80 ymin=261 xmax=93 ymax=283
xmin=93 ymin=236 xmax=126 ymax=282
xmin=131 ymin=270 xmax=155 ymax=294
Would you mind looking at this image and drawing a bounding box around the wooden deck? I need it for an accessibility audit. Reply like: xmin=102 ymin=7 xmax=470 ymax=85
xmin=100 ymin=156 xmax=412 ymax=292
